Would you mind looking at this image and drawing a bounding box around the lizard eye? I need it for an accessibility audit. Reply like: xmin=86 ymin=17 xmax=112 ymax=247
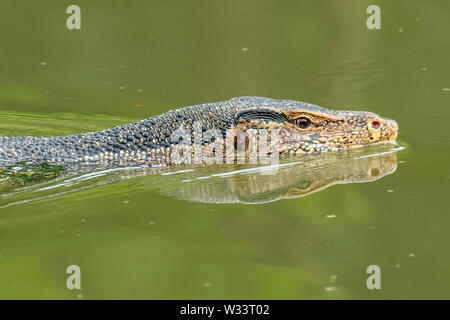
xmin=296 ymin=117 xmax=312 ymax=129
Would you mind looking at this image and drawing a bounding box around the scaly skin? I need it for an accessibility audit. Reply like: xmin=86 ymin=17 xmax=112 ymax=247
xmin=0 ymin=96 xmax=398 ymax=167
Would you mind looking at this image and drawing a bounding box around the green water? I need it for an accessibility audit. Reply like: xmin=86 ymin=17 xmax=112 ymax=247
xmin=0 ymin=0 xmax=449 ymax=299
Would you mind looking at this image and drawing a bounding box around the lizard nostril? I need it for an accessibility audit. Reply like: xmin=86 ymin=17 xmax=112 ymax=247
xmin=371 ymin=121 xmax=380 ymax=129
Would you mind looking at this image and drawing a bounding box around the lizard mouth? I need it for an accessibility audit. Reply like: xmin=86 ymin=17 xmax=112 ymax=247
xmin=386 ymin=119 xmax=399 ymax=141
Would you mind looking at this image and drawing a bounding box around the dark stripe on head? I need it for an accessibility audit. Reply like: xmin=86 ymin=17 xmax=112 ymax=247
xmin=234 ymin=109 xmax=289 ymax=125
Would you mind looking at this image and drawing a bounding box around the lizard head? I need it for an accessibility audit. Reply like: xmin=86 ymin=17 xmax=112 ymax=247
xmin=230 ymin=97 xmax=398 ymax=155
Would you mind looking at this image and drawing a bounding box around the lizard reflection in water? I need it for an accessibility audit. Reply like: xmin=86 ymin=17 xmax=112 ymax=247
xmin=0 ymin=144 xmax=401 ymax=207
xmin=156 ymin=146 xmax=400 ymax=204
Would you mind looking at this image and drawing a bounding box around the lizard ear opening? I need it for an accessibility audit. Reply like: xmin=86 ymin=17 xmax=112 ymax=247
xmin=233 ymin=108 xmax=289 ymax=125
